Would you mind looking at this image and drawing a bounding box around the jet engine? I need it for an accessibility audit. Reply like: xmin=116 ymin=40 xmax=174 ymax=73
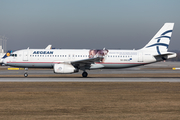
xmin=53 ymin=63 xmax=78 ymax=74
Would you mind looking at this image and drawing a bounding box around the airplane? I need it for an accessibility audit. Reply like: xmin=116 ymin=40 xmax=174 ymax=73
xmin=0 ymin=50 xmax=13 ymax=65
xmin=2 ymin=23 xmax=176 ymax=77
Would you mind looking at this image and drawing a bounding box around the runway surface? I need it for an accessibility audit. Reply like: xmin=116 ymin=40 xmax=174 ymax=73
xmin=0 ymin=62 xmax=180 ymax=82
xmin=0 ymin=78 xmax=180 ymax=82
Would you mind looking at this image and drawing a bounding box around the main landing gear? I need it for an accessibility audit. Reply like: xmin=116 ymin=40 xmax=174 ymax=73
xmin=82 ymin=71 xmax=88 ymax=78
xmin=24 ymin=68 xmax=28 ymax=77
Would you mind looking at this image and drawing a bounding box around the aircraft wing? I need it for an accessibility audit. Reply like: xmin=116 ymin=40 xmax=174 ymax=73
xmin=71 ymin=56 xmax=104 ymax=69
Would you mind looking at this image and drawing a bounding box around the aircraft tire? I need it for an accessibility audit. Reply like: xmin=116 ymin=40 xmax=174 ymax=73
xmin=24 ymin=73 xmax=28 ymax=77
xmin=82 ymin=72 xmax=88 ymax=78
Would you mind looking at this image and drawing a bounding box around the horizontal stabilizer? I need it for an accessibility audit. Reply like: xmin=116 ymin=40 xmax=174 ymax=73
xmin=153 ymin=52 xmax=176 ymax=57
xmin=153 ymin=52 xmax=176 ymax=60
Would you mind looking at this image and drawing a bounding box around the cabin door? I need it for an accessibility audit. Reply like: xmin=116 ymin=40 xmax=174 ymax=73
xmin=138 ymin=52 xmax=143 ymax=62
xmin=23 ymin=51 xmax=28 ymax=61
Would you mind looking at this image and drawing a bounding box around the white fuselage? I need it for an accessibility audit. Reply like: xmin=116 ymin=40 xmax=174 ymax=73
xmin=3 ymin=49 xmax=156 ymax=69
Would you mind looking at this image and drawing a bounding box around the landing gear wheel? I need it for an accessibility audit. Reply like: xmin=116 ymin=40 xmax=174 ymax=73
xmin=82 ymin=72 xmax=88 ymax=78
xmin=24 ymin=73 xmax=28 ymax=77
xmin=24 ymin=68 xmax=28 ymax=77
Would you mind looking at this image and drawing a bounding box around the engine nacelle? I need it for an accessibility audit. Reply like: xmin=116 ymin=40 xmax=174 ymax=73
xmin=54 ymin=63 xmax=78 ymax=74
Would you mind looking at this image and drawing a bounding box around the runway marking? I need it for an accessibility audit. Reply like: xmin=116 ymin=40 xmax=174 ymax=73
xmin=172 ymin=68 xmax=180 ymax=70
xmin=8 ymin=68 xmax=24 ymax=70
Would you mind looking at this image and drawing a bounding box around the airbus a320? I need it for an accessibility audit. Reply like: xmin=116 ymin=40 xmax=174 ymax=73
xmin=2 ymin=23 xmax=176 ymax=77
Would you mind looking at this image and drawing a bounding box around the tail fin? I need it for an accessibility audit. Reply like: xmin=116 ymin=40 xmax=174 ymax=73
xmin=2 ymin=50 xmax=13 ymax=59
xmin=141 ymin=23 xmax=174 ymax=55
xmin=0 ymin=50 xmax=13 ymax=65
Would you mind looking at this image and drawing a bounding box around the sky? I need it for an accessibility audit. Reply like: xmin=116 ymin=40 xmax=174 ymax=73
xmin=0 ymin=0 xmax=180 ymax=51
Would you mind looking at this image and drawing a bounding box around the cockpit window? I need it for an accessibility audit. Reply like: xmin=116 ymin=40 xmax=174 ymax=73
xmin=10 ymin=54 xmax=17 ymax=57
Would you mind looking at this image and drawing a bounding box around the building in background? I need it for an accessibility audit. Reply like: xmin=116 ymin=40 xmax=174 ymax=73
xmin=0 ymin=35 xmax=7 ymax=58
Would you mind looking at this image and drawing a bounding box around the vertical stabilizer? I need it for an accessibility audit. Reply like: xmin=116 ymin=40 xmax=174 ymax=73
xmin=141 ymin=23 xmax=174 ymax=54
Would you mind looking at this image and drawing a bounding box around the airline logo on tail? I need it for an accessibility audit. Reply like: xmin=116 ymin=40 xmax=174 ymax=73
xmin=2 ymin=51 xmax=13 ymax=59
xmin=146 ymin=30 xmax=173 ymax=54
xmin=141 ymin=23 xmax=174 ymax=55
xmin=6 ymin=52 xmax=11 ymax=57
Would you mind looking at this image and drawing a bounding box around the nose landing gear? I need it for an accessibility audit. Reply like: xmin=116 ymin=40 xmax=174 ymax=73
xmin=24 ymin=68 xmax=28 ymax=77
xmin=24 ymin=73 xmax=28 ymax=77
